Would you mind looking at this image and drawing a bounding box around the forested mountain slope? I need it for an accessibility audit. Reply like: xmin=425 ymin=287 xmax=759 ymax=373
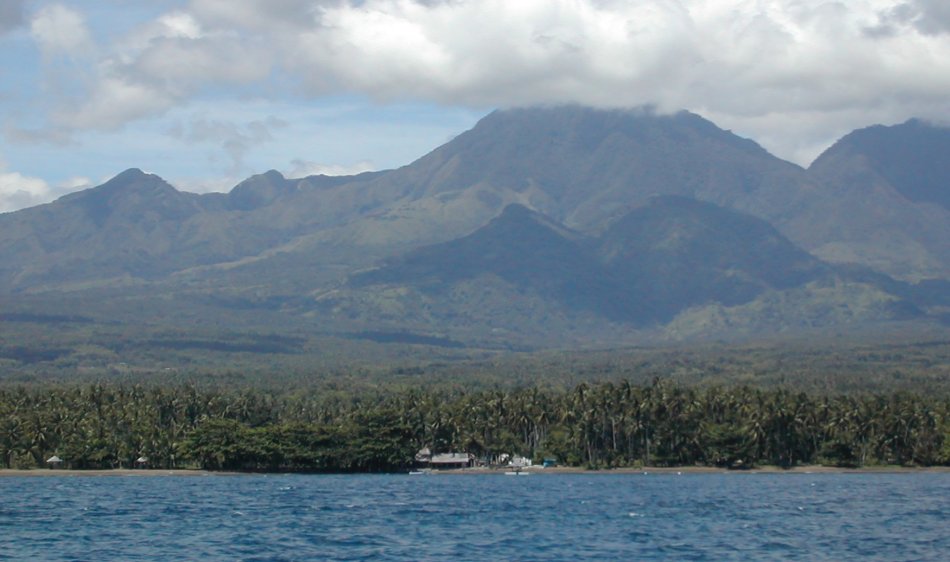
xmin=0 ymin=106 xmax=947 ymax=360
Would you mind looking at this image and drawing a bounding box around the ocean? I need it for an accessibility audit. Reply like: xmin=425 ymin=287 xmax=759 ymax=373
xmin=2 ymin=472 xmax=948 ymax=561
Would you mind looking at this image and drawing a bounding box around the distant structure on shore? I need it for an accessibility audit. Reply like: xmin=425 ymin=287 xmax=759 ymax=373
xmin=414 ymin=448 xmax=474 ymax=469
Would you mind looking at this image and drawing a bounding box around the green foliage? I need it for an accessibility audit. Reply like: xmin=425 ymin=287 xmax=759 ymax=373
xmin=1 ymin=378 xmax=948 ymax=472
xmin=699 ymin=423 xmax=754 ymax=468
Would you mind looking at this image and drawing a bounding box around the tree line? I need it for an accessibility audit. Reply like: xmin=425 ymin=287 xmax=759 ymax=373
xmin=1 ymin=380 xmax=948 ymax=471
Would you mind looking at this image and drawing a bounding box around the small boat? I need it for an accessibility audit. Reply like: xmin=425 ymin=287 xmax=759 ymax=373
xmin=504 ymin=469 xmax=530 ymax=476
xmin=409 ymin=469 xmax=432 ymax=475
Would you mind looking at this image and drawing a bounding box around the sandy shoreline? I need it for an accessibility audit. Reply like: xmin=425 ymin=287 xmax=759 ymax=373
xmin=2 ymin=465 xmax=948 ymax=477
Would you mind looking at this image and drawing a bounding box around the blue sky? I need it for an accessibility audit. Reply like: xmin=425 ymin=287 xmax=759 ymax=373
xmin=3 ymin=0 xmax=950 ymax=212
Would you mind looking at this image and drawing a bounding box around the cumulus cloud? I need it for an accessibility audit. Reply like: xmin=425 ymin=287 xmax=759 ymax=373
xmin=0 ymin=165 xmax=90 ymax=213
xmin=39 ymin=5 xmax=277 ymax=134
xmin=0 ymin=171 xmax=49 ymax=213
xmin=30 ymin=4 xmax=95 ymax=55
xmin=60 ymin=74 xmax=176 ymax=130
xmin=15 ymin=0 xmax=950 ymax=165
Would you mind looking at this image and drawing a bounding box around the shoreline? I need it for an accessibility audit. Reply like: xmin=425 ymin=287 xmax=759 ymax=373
xmin=521 ymin=465 xmax=950 ymax=475
xmin=0 ymin=469 xmax=235 ymax=477
xmin=2 ymin=465 xmax=949 ymax=477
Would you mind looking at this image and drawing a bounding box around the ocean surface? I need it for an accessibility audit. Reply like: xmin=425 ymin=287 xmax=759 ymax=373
xmin=2 ymin=472 xmax=948 ymax=561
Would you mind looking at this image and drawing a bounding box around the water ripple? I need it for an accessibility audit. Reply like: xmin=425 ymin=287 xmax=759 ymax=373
xmin=1 ymin=473 xmax=948 ymax=561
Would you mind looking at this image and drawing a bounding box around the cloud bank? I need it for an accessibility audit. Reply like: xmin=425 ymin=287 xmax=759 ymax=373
xmin=6 ymin=0 xmax=950 ymax=193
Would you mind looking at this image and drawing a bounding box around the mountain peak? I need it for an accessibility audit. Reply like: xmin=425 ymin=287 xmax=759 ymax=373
xmin=112 ymin=167 xmax=148 ymax=181
xmin=472 ymin=105 xmax=767 ymax=153
xmin=497 ymin=202 xmax=532 ymax=218
xmin=408 ymin=104 xmax=789 ymax=230
xmin=812 ymin=118 xmax=950 ymax=210
xmin=599 ymin=196 xmax=827 ymax=311
xmin=493 ymin=203 xmax=548 ymax=227
xmin=228 ymin=170 xmax=293 ymax=211
xmin=49 ymin=167 xmax=198 ymax=228
xmin=57 ymin=168 xmax=175 ymax=202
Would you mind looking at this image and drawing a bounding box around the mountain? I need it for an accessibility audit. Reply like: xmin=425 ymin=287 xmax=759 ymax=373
xmin=0 ymin=169 xmax=214 ymax=289
xmin=349 ymin=204 xmax=622 ymax=321
xmin=805 ymin=119 xmax=950 ymax=281
xmin=355 ymin=204 xmax=594 ymax=288
xmin=266 ymin=106 xmax=811 ymax=253
xmin=0 ymin=168 xmax=386 ymax=291
xmin=815 ymin=119 xmax=950 ymax=210
xmin=330 ymin=198 xmax=914 ymax=342
xmin=596 ymin=196 xmax=830 ymax=320
xmin=226 ymin=170 xmax=298 ymax=211
xmin=4 ymin=107 xmax=949 ymax=292
xmin=223 ymin=106 xmax=950 ymax=284
xmin=0 ymin=106 xmax=947 ymax=364
xmin=372 ymin=106 xmax=805 ymax=226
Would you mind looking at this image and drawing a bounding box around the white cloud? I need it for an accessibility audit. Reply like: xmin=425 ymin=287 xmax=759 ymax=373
xmin=14 ymin=0 xmax=950 ymax=166
xmin=285 ymin=158 xmax=375 ymax=178
xmin=172 ymin=174 xmax=240 ymax=195
xmin=0 ymin=166 xmax=90 ymax=213
xmin=60 ymin=74 xmax=176 ymax=130
xmin=43 ymin=5 xmax=276 ymax=134
xmin=157 ymin=11 xmax=203 ymax=39
xmin=0 ymin=171 xmax=49 ymax=213
xmin=30 ymin=4 xmax=95 ymax=55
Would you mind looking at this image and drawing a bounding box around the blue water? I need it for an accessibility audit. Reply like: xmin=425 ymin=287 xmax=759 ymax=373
xmin=1 ymin=473 xmax=948 ymax=561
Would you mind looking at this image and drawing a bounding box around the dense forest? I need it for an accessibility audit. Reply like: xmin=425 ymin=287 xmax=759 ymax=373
xmin=2 ymin=379 xmax=948 ymax=472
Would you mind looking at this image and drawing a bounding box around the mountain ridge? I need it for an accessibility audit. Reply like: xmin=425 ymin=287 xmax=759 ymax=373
xmin=339 ymin=198 xmax=920 ymax=335
xmin=0 ymin=105 xmax=947 ymax=359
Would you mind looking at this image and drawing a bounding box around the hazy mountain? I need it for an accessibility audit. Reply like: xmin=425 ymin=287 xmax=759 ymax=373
xmin=805 ymin=119 xmax=950 ymax=281
xmin=597 ymin=196 xmax=830 ymax=320
xmin=240 ymin=106 xmax=950 ymax=283
xmin=0 ymin=169 xmax=215 ymax=290
xmin=272 ymin=106 xmax=812 ymax=256
xmin=4 ymin=106 xmax=948 ymax=292
xmin=226 ymin=170 xmax=298 ymax=211
xmin=350 ymin=204 xmax=623 ymax=321
xmin=397 ymin=106 xmax=809 ymax=228
xmin=815 ymin=119 xmax=950 ymax=210
xmin=336 ymin=198 xmax=912 ymax=338
xmin=0 ymin=106 xmax=947 ymax=357
xmin=0 ymin=168 xmax=386 ymax=291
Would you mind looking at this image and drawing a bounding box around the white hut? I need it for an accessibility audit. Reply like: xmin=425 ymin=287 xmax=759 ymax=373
xmin=46 ymin=455 xmax=63 ymax=469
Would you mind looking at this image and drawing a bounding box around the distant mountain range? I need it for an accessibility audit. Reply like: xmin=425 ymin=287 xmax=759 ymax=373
xmin=1 ymin=106 xmax=948 ymax=362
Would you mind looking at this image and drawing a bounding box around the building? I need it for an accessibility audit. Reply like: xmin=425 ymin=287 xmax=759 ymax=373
xmin=415 ymin=448 xmax=473 ymax=469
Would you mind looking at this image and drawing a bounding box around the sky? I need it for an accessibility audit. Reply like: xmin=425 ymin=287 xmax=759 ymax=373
xmin=2 ymin=0 xmax=950 ymax=213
